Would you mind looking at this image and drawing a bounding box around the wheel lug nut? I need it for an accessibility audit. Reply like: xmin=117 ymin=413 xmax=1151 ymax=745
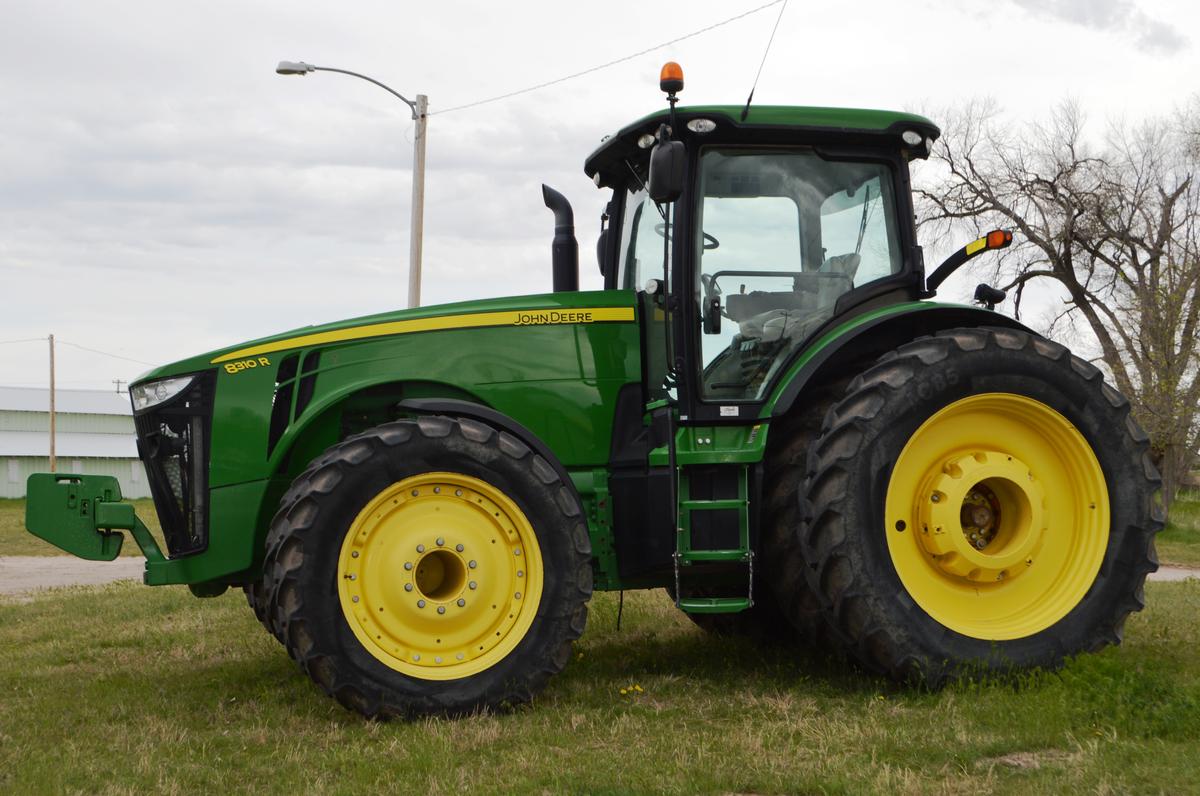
xmin=404 ymin=583 xmax=413 ymax=592
xmin=413 ymin=654 xmax=420 ymax=661
xmin=515 ymin=549 xmax=522 ymax=556
xmin=469 ymin=560 xmax=477 ymax=569
xmin=455 ymin=489 xmax=462 ymax=497
xmin=456 ymin=544 xmax=464 ymax=552
xmin=416 ymin=544 xmax=425 ymax=553
xmin=457 ymin=598 xmax=465 ymax=607
xmin=469 ymin=581 xmax=477 ymax=590
xmin=436 ymin=537 xmax=444 ymax=546
xmin=517 ymin=570 xmax=524 ymax=578
xmin=351 ymin=551 xmax=359 ymax=558
xmin=352 ymin=596 xmax=359 ymax=603
xmin=437 ymin=606 xmax=446 ymax=614
xmin=434 ymin=487 xmax=441 ymax=494
xmin=404 ymin=562 xmax=413 ymax=570
xmin=417 ymin=599 xmax=426 ymax=608
xmin=515 ymin=592 xmax=522 ymax=599
xmin=456 ymin=653 xmax=464 ymax=660
xmin=930 ymin=494 xmax=941 ymax=503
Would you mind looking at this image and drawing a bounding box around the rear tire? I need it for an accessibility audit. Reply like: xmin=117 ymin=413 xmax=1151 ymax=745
xmin=795 ymin=327 xmax=1161 ymax=685
xmin=261 ymin=415 xmax=592 ymax=718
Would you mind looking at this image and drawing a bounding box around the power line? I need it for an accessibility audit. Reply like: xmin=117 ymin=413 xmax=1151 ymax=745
xmin=56 ymin=340 xmax=154 ymax=367
xmin=0 ymin=337 xmax=44 ymax=345
xmin=431 ymin=0 xmax=785 ymax=116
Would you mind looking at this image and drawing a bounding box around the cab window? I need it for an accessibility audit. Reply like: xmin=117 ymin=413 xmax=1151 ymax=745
xmin=695 ymin=149 xmax=902 ymax=400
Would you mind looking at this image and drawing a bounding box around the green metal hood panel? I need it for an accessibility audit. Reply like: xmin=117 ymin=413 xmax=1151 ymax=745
xmin=132 ymin=290 xmax=637 ymax=384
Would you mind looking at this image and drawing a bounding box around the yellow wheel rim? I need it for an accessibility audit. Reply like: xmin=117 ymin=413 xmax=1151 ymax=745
xmin=337 ymin=472 xmax=543 ymax=680
xmin=885 ymin=393 xmax=1109 ymax=640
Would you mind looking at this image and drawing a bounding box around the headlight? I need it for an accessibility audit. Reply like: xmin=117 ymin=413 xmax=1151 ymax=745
xmin=130 ymin=376 xmax=195 ymax=412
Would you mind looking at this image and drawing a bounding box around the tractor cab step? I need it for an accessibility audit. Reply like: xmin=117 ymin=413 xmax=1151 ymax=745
xmin=672 ymin=460 xmax=755 ymax=615
xmin=679 ymin=549 xmax=748 ymax=563
xmin=677 ymin=596 xmax=752 ymax=614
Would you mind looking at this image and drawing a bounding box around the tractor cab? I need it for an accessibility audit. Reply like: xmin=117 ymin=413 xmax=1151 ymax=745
xmin=585 ymin=65 xmax=939 ymax=421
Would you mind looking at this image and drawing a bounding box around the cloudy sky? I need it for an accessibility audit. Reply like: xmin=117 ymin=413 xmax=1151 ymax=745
xmin=1 ymin=0 xmax=1196 ymax=390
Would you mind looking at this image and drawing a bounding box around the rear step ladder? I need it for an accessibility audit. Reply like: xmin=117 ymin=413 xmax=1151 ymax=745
xmin=673 ymin=465 xmax=754 ymax=614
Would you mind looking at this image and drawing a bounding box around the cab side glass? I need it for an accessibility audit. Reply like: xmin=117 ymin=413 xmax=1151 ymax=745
xmin=695 ymin=149 xmax=902 ymax=400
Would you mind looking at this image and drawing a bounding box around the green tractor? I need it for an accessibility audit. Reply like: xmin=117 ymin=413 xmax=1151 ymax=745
xmin=26 ymin=65 xmax=1161 ymax=718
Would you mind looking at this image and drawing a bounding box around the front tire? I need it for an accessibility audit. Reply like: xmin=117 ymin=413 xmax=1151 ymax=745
xmin=262 ymin=415 xmax=592 ymax=718
xmin=796 ymin=327 xmax=1161 ymax=685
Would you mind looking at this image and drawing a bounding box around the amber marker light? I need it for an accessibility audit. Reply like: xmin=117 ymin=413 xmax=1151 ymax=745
xmin=660 ymin=61 xmax=684 ymax=94
xmin=987 ymin=230 xmax=1014 ymax=249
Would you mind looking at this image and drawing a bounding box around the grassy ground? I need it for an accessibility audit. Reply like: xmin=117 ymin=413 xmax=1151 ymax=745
xmin=1157 ymin=490 xmax=1200 ymax=567
xmin=1 ymin=583 xmax=1199 ymax=795
xmin=0 ymin=498 xmax=162 ymax=556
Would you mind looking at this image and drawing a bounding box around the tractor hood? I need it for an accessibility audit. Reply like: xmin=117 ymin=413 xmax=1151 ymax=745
xmin=130 ymin=289 xmax=637 ymax=386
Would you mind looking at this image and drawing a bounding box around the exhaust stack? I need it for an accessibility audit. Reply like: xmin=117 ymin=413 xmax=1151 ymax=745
xmin=541 ymin=184 xmax=578 ymax=292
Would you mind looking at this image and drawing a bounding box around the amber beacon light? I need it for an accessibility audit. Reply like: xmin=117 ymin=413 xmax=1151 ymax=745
xmin=660 ymin=62 xmax=684 ymax=95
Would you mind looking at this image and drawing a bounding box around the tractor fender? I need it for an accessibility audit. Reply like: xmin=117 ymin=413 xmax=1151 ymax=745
xmin=766 ymin=303 xmax=1035 ymax=419
xmin=398 ymin=398 xmax=585 ymax=515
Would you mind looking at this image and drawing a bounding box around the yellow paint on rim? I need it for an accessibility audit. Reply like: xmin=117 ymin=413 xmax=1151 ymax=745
xmin=885 ymin=393 xmax=1109 ymax=640
xmin=337 ymin=472 xmax=544 ymax=680
xmin=211 ymin=306 xmax=635 ymax=363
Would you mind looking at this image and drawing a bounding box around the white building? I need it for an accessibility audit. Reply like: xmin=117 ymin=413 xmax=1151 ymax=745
xmin=0 ymin=386 xmax=149 ymax=499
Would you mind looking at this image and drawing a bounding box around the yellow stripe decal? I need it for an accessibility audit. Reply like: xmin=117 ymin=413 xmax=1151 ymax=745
xmin=964 ymin=237 xmax=987 ymax=256
xmin=211 ymin=306 xmax=636 ymax=364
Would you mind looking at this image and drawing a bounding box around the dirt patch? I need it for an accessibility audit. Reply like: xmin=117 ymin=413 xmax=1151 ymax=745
xmin=977 ymin=749 xmax=1078 ymax=770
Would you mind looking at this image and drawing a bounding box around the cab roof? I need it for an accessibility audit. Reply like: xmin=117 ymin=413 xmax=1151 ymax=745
xmin=584 ymin=104 xmax=939 ymax=189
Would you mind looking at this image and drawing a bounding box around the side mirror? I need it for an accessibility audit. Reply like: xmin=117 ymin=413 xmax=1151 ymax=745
xmin=648 ymin=141 xmax=685 ymax=203
xmin=596 ymin=228 xmax=609 ymax=277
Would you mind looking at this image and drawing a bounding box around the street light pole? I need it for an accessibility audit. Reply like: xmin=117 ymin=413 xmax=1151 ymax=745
xmin=276 ymin=61 xmax=427 ymax=308
xmin=408 ymin=94 xmax=427 ymax=309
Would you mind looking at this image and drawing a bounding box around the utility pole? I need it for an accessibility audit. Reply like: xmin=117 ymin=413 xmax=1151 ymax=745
xmin=113 ymin=379 xmax=126 ymax=394
xmin=48 ymin=333 xmax=56 ymax=473
xmin=408 ymin=94 xmax=428 ymax=308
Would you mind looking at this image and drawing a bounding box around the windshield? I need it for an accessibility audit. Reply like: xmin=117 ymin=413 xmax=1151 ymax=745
xmin=695 ymin=149 xmax=902 ymax=400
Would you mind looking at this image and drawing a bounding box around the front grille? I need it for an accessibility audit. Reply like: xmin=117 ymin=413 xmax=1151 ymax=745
xmin=133 ymin=372 xmax=216 ymax=557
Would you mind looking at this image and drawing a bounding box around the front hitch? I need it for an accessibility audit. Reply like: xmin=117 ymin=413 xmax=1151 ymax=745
xmin=25 ymin=474 xmax=166 ymax=568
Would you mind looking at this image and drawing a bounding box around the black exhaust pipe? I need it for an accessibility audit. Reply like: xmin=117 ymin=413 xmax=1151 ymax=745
xmin=542 ymin=184 xmax=578 ymax=292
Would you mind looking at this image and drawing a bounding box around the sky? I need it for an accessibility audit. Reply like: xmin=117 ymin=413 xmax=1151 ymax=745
xmin=1 ymin=0 xmax=1196 ymax=391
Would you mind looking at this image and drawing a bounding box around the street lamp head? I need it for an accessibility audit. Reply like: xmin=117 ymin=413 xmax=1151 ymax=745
xmin=276 ymin=60 xmax=315 ymax=75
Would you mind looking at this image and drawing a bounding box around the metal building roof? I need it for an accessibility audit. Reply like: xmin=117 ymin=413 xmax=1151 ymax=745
xmin=0 ymin=430 xmax=137 ymax=458
xmin=0 ymin=386 xmax=132 ymax=416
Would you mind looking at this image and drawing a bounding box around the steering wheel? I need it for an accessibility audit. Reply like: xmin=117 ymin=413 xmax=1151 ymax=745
xmin=655 ymin=223 xmax=719 ymax=250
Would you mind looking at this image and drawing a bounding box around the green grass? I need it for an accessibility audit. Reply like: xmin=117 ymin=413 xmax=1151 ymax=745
xmin=2 ymin=583 xmax=1199 ymax=794
xmin=1159 ymin=490 xmax=1200 ymax=567
xmin=0 ymin=498 xmax=162 ymax=557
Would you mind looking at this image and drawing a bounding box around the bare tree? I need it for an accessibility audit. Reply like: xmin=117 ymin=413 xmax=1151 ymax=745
xmin=918 ymin=98 xmax=1200 ymax=507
